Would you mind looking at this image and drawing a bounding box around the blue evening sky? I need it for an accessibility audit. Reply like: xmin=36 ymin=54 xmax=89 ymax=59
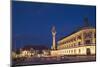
xmin=12 ymin=1 xmax=96 ymax=49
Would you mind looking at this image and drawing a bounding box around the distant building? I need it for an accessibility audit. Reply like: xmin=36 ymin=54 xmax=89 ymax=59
xmin=19 ymin=45 xmax=50 ymax=57
xmin=12 ymin=51 xmax=17 ymax=59
xmin=51 ymin=27 xmax=96 ymax=56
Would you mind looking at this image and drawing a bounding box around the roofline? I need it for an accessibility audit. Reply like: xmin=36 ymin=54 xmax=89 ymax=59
xmin=58 ymin=27 xmax=95 ymax=43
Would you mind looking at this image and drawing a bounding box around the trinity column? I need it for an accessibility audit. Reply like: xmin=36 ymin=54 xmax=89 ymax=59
xmin=51 ymin=26 xmax=56 ymax=50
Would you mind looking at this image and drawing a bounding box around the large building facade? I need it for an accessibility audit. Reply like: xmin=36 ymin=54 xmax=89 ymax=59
xmin=51 ymin=27 xmax=96 ymax=56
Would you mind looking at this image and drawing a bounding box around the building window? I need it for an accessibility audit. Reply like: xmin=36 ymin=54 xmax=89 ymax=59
xmin=69 ymin=50 xmax=70 ymax=53
xmin=71 ymin=50 xmax=73 ymax=53
xmin=78 ymin=42 xmax=81 ymax=45
xmin=86 ymin=48 xmax=91 ymax=55
xmin=67 ymin=51 xmax=68 ymax=53
xmin=84 ymin=32 xmax=92 ymax=39
xmin=85 ymin=40 xmax=91 ymax=44
xmin=78 ymin=36 xmax=81 ymax=39
xmin=65 ymin=51 xmax=66 ymax=53
xmin=74 ymin=49 xmax=76 ymax=53
xmin=79 ymin=49 xmax=81 ymax=53
xmin=73 ymin=43 xmax=75 ymax=47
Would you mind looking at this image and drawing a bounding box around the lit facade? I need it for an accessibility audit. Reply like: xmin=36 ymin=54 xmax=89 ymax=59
xmin=51 ymin=27 xmax=96 ymax=56
xmin=13 ymin=49 xmax=51 ymax=58
xmin=12 ymin=51 xmax=17 ymax=59
xmin=19 ymin=48 xmax=44 ymax=58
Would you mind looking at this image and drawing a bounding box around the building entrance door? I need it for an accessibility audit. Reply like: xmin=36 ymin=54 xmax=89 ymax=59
xmin=86 ymin=48 xmax=91 ymax=55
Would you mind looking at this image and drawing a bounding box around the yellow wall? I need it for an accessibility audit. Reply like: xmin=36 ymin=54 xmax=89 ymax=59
xmin=57 ymin=28 xmax=96 ymax=49
xmin=51 ymin=46 xmax=96 ymax=56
